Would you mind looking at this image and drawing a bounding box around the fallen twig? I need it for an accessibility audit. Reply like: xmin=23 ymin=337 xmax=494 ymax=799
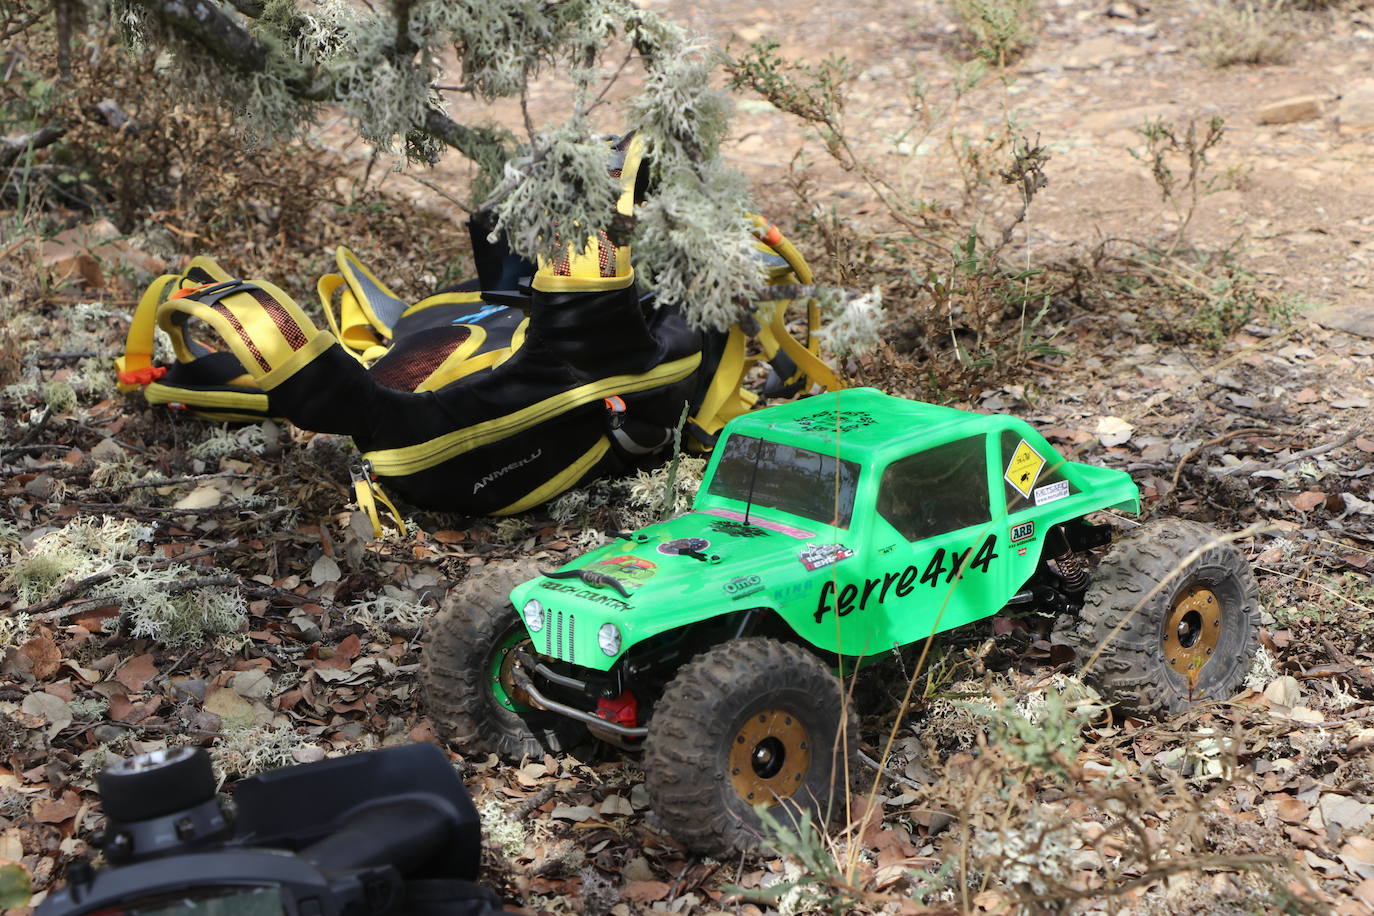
xmin=123 ymin=472 xmax=261 ymax=489
xmin=1214 ymin=422 xmax=1369 ymax=478
xmin=1170 ymin=426 xmax=1276 ymax=493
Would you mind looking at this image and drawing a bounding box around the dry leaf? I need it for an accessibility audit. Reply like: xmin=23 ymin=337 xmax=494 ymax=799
xmin=20 ymin=691 xmax=71 ymax=738
xmin=1291 ymin=491 xmax=1327 ymax=512
xmin=173 ymin=485 xmax=223 ymax=510
xmin=1274 ymin=795 xmax=1310 ymax=824
xmin=32 ymin=792 xmax=80 ymax=825
xmin=309 ymin=554 xmax=341 ymax=585
xmin=549 ymin=805 xmax=597 ymax=822
xmin=1095 ymin=416 xmax=1134 ymax=447
xmin=620 ymin=880 xmax=671 ymax=903
xmin=114 ymin=653 xmax=158 ymax=692
xmin=600 ymin=795 xmax=634 ymax=817
xmin=203 ymin=686 xmax=257 ymax=729
xmin=18 ymin=637 xmax=60 ymax=680
xmin=1340 ymin=836 xmax=1374 ymax=880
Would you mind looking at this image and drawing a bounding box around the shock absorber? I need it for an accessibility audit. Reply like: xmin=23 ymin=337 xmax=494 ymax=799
xmin=1055 ymin=547 xmax=1089 ymax=592
xmin=1045 ymin=523 xmax=1089 ymax=592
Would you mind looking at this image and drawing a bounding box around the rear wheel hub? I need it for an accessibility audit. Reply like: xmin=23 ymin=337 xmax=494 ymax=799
xmin=1163 ymin=585 xmax=1222 ymax=686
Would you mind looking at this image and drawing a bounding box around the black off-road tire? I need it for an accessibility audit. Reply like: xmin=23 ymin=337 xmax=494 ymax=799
xmin=423 ymin=560 xmax=586 ymax=761
xmin=1069 ymin=519 xmax=1260 ymax=717
xmin=643 ymin=638 xmax=859 ymax=857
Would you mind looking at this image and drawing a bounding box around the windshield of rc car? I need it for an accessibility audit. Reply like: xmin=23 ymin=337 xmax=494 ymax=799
xmin=705 ymin=434 xmax=860 ymax=527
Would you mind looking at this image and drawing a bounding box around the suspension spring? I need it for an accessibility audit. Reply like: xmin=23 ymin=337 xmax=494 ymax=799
xmin=1055 ymin=549 xmax=1089 ymax=591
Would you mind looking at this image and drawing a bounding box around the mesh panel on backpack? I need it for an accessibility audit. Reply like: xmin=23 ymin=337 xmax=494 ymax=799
xmin=370 ymin=325 xmax=473 ymax=392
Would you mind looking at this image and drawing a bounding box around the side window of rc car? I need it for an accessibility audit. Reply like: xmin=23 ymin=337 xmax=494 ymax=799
xmin=877 ymin=436 xmax=990 ymax=541
xmin=999 ymin=429 xmax=1079 ymax=514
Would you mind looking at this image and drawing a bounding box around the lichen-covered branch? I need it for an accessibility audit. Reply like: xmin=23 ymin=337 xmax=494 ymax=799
xmin=127 ymin=0 xmax=267 ymax=72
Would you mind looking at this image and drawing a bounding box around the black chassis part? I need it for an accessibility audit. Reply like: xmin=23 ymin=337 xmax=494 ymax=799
xmin=518 ymin=610 xmax=755 ymax=733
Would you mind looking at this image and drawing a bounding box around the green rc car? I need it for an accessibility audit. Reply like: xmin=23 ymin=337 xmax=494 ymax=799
xmin=422 ymin=388 xmax=1260 ymax=855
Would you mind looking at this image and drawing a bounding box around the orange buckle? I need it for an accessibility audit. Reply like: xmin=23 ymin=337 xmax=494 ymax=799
xmin=169 ymin=283 xmax=213 ymax=300
xmin=117 ymin=365 xmax=168 ymax=386
xmin=760 ymin=224 xmax=783 ymax=247
xmin=603 ymin=396 xmax=626 ymax=413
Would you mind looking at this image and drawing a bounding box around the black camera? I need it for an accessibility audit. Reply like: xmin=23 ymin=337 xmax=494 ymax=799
xmin=38 ymin=742 xmax=509 ymax=916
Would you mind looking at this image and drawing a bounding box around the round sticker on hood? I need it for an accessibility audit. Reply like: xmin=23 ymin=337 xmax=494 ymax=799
xmin=658 ymin=537 xmax=711 ymax=556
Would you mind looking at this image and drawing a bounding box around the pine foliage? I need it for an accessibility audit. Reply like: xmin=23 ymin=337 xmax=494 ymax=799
xmin=86 ymin=0 xmax=763 ymax=329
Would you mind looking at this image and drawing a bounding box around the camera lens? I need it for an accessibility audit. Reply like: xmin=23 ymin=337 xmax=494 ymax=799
xmin=98 ymin=747 xmax=218 ymax=823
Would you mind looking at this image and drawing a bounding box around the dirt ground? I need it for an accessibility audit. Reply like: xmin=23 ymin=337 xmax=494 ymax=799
xmin=4 ymin=1 xmax=1374 ymax=914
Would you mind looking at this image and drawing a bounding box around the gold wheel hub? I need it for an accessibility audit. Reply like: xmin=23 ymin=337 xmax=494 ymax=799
xmin=728 ymin=708 xmax=810 ymax=805
xmin=1163 ymin=585 xmax=1222 ymax=686
xmin=497 ymin=642 xmax=533 ymax=709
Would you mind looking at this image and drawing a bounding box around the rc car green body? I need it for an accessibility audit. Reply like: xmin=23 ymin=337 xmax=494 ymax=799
xmin=511 ymin=387 xmax=1139 ymax=668
xmin=424 ymin=388 xmax=1260 ymax=856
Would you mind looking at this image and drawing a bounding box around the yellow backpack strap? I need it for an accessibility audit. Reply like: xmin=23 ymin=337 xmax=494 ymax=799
xmin=317 ymin=247 xmax=410 ymax=363
xmin=115 ymin=273 xmax=180 ymax=392
xmin=156 ymin=278 xmax=334 ymax=390
xmin=687 ymin=325 xmax=758 ymax=442
xmin=749 ymin=216 xmax=842 ymax=392
xmin=351 ymin=465 xmax=408 ymax=539
xmin=687 ymin=217 xmax=843 ymax=440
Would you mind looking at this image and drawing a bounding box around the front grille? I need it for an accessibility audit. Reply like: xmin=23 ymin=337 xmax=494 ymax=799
xmin=543 ymin=608 xmax=575 ymax=663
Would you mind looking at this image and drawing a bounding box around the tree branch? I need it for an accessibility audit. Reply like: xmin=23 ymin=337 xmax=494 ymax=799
xmin=0 ymin=125 xmax=66 ymax=169
xmin=128 ymin=0 xmax=268 ymax=73
xmin=223 ymin=0 xmax=264 ymax=17
xmin=420 ymin=108 xmax=507 ymax=164
xmin=128 ymin=0 xmax=503 ymax=167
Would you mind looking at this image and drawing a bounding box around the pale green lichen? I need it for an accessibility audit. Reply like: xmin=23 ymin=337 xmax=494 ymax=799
xmin=189 ymin=425 xmax=269 ymax=460
xmin=43 ymin=380 xmax=78 ymax=413
xmin=815 ymin=285 xmax=885 ymax=358
xmin=349 ymin=592 xmax=427 ymax=634
xmin=212 ymin=722 xmax=305 ymax=779
xmin=478 ymin=799 xmax=528 ymax=857
xmin=490 ymin=120 xmax=622 ymax=265
xmin=4 ymin=517 xmax=244 ymax=645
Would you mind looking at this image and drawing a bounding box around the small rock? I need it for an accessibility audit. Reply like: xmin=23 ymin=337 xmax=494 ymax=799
xmin=1336 ymin=78 xmax=1374 ymax=131
xmin=230 ymin=669 xmax=273 ymax=701
xmin=1256 ymin=95 xmax=1325 ymax=125
xmin=171 ymin=677 xmax=207 ymax=703
xmin=90 ymin=438 xmax=125 ymax=463
xmin=1062 ymin=36 xmax=1148 ymax=70
xmin=1264 ymin=676 xmax=1302 ymax=707
xmin=291 ymin=746 xmax=327 ymax=764
xmin=92 ymin=723 xmax=129 ymax=744
xmin=23 ymin=475 xmax=56 ymax=500
xmin=1106 ymin=0 xmax=1144 ymax=18
xmin=190 ymin=711 xmax=222 ymax=737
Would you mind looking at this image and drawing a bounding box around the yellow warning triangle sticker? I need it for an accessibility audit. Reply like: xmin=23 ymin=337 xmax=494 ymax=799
xmin=1005 ymin=440 xmax=1046 ymax=499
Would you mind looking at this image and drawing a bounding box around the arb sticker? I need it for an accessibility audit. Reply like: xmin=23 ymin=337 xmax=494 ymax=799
xmin=1005 ymin=440 xmax=1046 ymax=499
xmin=1033 ymin=480 xmax=1070 ymax=505
xmin=1010 ymin=520 xmax=1035 ymax=543
xmin=799 ymin=543 xmax=854 ymax=571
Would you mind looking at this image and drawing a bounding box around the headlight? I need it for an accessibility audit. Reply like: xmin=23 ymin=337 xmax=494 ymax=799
xmin=522 ymin=599 xmax=544 ymax=632
xmin=598 ymin=623 xmax=621 ymax=657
